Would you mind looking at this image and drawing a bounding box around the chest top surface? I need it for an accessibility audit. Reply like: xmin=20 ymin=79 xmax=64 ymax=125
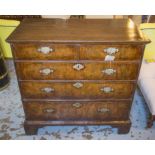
xmin=7 ymin=18 xmax=150 ymax=44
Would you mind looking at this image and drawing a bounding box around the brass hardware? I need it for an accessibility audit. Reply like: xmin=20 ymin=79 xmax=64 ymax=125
xmin=104 ymin=47 xmax=119 ymax=55
xmin=101 ymin=87 xmax=113 ymax=93
xmin=43 ymin=108 xmax=55 ymax=113
xmin=98 ymin=108 xmax=110 ymax=113
xmin=38 ymin=46 xmax=53 ymax=54
xmin=41 ymin=87 xmax=54 ymax=93
xmin=73 ymin=64 xmax=84 ymax=71
xmin=72 ymin=102 xmax=82 ymax=108
xmin=40 ymin=68 xmax=54 ymax=75
xmin=73 ymin=82 xmax=83 ymax=88
xmin=104 ymin=55 xmax=115 ymax=61
xmin=102 ymin=68 xmax=116 ymax=75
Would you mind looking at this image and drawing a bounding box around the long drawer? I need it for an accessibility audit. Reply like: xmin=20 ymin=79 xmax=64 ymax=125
xmin=12 ymin=43 xmax=142 ymax=60
xmin=24 ymin=100 xmax=131 ymax=121
xmin=16 ymin=61 xmax=140 ymax=80
xmin=20 ymin=81 xmax=135 ymax=99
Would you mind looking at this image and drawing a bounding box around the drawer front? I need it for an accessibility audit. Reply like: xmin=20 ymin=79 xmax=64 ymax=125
xmin=24 ymin=101 xmax=131 ymax=121
xmin=20 ymin=81 xmax=135 ymax=99
xmin=16 ymin=61 xmax=140 ymax=80
xmin=79 ymin=45 xmax=142 ymax=60
xmin=12 ymin=44 xmax=78 ymax=60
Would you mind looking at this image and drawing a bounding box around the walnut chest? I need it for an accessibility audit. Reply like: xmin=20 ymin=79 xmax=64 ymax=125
xmin=7 ymin=18 xmax=150 ymax=135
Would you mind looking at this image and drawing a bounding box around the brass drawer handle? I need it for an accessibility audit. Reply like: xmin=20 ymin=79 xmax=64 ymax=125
xmin=41 ymin=87 xmax=54 ymax=93
xmin=101 ymin=87 xmax=114 ymax=93
xmin=104 ymin=47 xmax=119 ymax=55
xmin=40 ymin=68 xmax=54 ymax=75
xmin=98 ymin=108 xmax=110 ymax=113
xmin=43 ymin=108 xmax=55 ymax=113
xmin=73 ymin=82 xmax=83 ymax=88
xmin=102 ymin=68 xmax=116 ymax=75
xmin=73 ymin=64 xmax=84 ymax=71
xmin=38 ymin=46 xmax=54 ymax=54
xmin=72 ymin=102 xmax=82 ymax=108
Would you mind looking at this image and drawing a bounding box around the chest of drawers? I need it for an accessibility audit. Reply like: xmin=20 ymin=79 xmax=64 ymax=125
xmin=7 ymin=18 xmax=150 ymax=135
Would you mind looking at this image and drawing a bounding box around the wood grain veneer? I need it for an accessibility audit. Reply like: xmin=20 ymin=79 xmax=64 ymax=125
xmin=7 ymin=18 xmax=150 ymax=135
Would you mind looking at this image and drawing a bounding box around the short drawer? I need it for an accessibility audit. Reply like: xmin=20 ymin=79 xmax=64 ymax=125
xmin=79 ymin=45 xmax=142 ymax=60
xmin=12 ymin=44 xmax=78 ymax=60
xmin=20 ymin=81 xmax=135 ymax=99
xmin=24 ymin=101 xmax=131 ymax=121
xmin=16 ymin=61 xmax=139 ymax=80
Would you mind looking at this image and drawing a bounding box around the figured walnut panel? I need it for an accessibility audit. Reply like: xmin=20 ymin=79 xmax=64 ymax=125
xmin=16 ymin=61 xmax=140 ymax=80
xmin=24 ymin=100 xmax=131 ymax=121
xmin=79 ymin=45 xmax=143 ymax=60
xmin=20 ymin=81 xmax=135 ymax=99
xmin=12 ymin=44 xmax=78 ymax=60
